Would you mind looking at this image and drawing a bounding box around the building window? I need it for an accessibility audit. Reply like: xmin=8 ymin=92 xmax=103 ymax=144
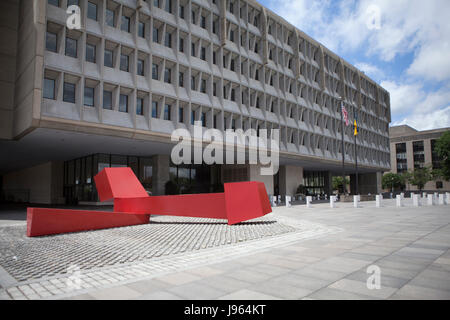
xmin=67 ymin=0 xmax=79 ymax=6
xmin=104 ymin=49 xmax=113 ymax=68
xmin=230 ymin=88 xmax=235 ymax=101
xmin=431 ymin=140 xmax=442 ymax=169
xmin=200 ymin=79 xmax=206 ymax=93
xmin=178 ymin=107 xmax=183 ymax=123
xmin=87 ymin=2 xmax=97 ymax=21
xmin=121 ymin=16 xmax=130 ymax=32
xmin=164 ymin=104 xmax=171 ymax=120
xmin=201 ymin=47 xmax=206 ymax=60
xmin=153 ymin=0 xmax=160 ymax=8
xmin=84 ymin=86 xmax=94 ymax=106
xmin=413 ymin=140 xmax=425 ymax=169
xmin=213 ymin=83 xmax=217 ymax=96
xmin=46 ymin=31 xmax=57 ymax=53
xmin=65 ymin=37 xmax=77 ymax=58
xmin=201 ymin=15 xmax=206 ymax=29
xmin=153 ymin=27 xmax=159 ymax=43
xmin=191 ymin=76 xmax=195 ymax=90
xmin=152 ymin=63 xmax=158 ymax=80
xmin=164 ymin=32 xmax=172 ymax=48
xmin=213 ymin=114 xmax=217 ymax=128
xmin=48 ymin=0 xmax=59 ymax=7
xmin=191 ymin=10 xmax=196 ymax=24
xmin=120 ymin=54 xmax=129 ymax=72
xmin=63 ymin=82 xmax=76 ymax=103
xmin=229 ymin=30 xmax=234 ymax=42
xmin=191 ymin=110 xmax=195 ymax=125
xmin=396 ymin=143 xmax=407 ymax=173
xmin=179 ymin=72 xmax=184 ymax=87
xmin=105 ymin=9 xmax=115 ymax=27
xmin=85 ymin=43 xmax=96 ymax=63
xmin=165 ymin=0 xmax=172 ymax=13
xmin=179 ymin=5 xmax=184 ymax=19
xmin=213 ymin=52 xmax=216 ymax=65
xmin=201 ymin=112 xmax=206 ymax=127
xmin=191 ymin=42 xmax=195 ymax=56
xmin=119 ymin=94 xmax=128 ymax=112
xmin=179 ymin=38 xmax=184 ymax=52
xmin=137 ymin=59 xmax=144 ymax=76
xmin=43 ymin=78 xmax=55 ymax=100
xmin=164 ymin=68 xmax=171 ymax=84
xmin=103 ymin=90 xmax=112 ymax=109
xmin=152 ymin=101 xmax=158 ymax=118
xmin=136 ymin=98 xmax=144 ymax=115
xmin=138 ymin=22 xmax=145 ymax=38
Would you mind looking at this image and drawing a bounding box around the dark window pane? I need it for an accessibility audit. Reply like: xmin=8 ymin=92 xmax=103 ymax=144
xmin=84 ymin=86 xmax=94 ymax=106
xmin=137 ymin=59 xmax=144 ymax=76
xmin=152 ymin=63 xmax=158 ymax=80
xmin=67 ymin=0 xmax=79 ymax=7
xmin=86 ymin=43 xmax=96 ymax=63
xmin=48 ymin=0 xmax=59 ymax=7
xmin=105 ymin=9 xmax=115 ymax=27
xmin=87 ymin=2 xmax=97 ymax=21
xmin=179 ymin=72 xmax=184 ymax=87
xmin=63 ymin=82 xmax=76 ymax=103
xmin=165 ymin=32 xmax=172 ymax=48
xmin=179 ymin=107 xmax=183 ymax=122
xmin=165 ymin=0 xmax=172 ymax=13
xmin=153 ymin=0 xmax=160 ymax=8
xmin=103 ymin=90 xmax=112 ymax=109
xmin=164 ymin=68 xmax=171 ymax=83
xmin=138 ymin=22 xmax=145 ymax=38
xmin=119 ymin=94 xmax=128 ymax=112
xmin=46 ymin=31 xmax=57 ymax=52
xmin=120 ymin=54 xmax=129 ymax=72
xmin=121 ymin=16 xmax=130 ymax=32
xmin=136 ymin=98 xmax=143 ymax=115
xmin=179 ymin=5 xmax=184 ymax=19
xmin=104 ymin=49 xmax=113 ymax=67
xmin=152 ymin=101 xmax=158 ymax=118
xmin=43 ymin=78 xmax=55 ymax=100
xmin=65 ymin=37 xmax=77 ymax=58
xmin=164 ymin=104 xmax=171 ymax=120
xmin=153 ymin=28 xmax=159 ymax=43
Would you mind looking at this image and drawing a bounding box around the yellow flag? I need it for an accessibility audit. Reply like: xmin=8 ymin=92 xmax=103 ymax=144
xmin=354 ymin=119 xmax=358 ymax=136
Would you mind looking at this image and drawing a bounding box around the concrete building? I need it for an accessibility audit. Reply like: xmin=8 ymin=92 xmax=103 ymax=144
xmin=388 ymin=125 xmax=450 ymax=192
xmin=0 ymin=0 xmax=391 ymax=204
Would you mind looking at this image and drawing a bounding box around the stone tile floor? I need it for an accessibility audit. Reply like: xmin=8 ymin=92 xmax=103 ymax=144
xmin=1 ymin=198 xmax=450 ymax=300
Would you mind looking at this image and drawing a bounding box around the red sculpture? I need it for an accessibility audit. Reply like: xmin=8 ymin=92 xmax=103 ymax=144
xmin=27 ymin=167 xmax=272 ymax=237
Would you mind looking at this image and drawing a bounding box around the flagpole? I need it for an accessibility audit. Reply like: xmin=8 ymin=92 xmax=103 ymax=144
xmin=354 ymin=107 xmax=359 ymax=195
xmin=339 ymin=98 xmax=345 ymax=194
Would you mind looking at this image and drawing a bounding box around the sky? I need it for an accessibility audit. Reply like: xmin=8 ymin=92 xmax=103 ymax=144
xmin=260 ymin=0 xmax=450 ymax=130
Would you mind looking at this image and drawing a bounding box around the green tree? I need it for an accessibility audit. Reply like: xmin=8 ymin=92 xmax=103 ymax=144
xmin=434 ymin=131 xmax=450 ymax=180
xmin=382 ymin=173 xmax=405 ymax=193
xmin=332 ymin=176 xmax=349 ymax=194
xmin=407 ymin=167 xmax=432 ymax=191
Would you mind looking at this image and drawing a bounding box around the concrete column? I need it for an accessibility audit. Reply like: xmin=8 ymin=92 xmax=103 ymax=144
xmin=376 ymin=195 xmax=382 ymax=207
xmin=278 ymin=165 xmax=303 ymax=197
xmin=152 ymin=154 xmax=170 ymax=195
xmin=427 ymin=194 xmax=434 ymax=206
xmin=396 ymin=195 xmax=403 ymax=207
xmin=413 ymin=194 xmax=421 ymax=207
xmin=249 ymin=164 xmax=274 ymax=196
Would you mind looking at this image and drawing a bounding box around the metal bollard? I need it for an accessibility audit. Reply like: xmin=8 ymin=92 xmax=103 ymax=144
xmin=353 ymin=195 xmax=359 ymax=208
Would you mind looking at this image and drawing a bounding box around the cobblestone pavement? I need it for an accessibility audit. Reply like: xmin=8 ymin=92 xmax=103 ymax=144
xmin=1 ymin=198 xmax=450 ymax=300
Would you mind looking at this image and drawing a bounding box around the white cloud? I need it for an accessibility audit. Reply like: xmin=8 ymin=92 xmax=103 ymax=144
xmin=393 ymin=106 xmax=450 ymax=131
xmin=354 ymin=62 xmax=384 ymax=81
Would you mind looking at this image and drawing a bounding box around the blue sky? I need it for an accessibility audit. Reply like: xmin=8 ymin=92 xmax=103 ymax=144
xmin=260 ymin=0 xmax=450 ymax=130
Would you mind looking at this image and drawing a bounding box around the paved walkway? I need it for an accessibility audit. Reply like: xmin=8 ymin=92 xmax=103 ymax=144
xmin=1 ymin=198 xmax=450 ymax=300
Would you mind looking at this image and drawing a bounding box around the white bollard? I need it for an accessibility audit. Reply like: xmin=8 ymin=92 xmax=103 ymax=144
xmin=413 ymin=194 xmax=421 ymax=207
xmin=330 ymin=196 xmax=336 ymax=208
xmin=423 ymin=192 xmax=427 ymax=199
xmin=438 ymin=194 xmax=444 ymax=205
xmin=400 ymin=192 xmax=405 ymax=199
xmin=286 ymin=195 xmax=292 ymax=207
xmin=427 ymin=194 xmax=434 ymax=206
xmin=446 ymin=192 xmax=450 ymax=205
xmin=376 ymin=195 xmax=382 ymax=207
xmin=271 ymin=196 xmax=277 ymax=207
xmin=306 ymin=196 xmax=312 ymax=208
xmin=396 ymin=194 xmax=403 ymax=207
xmin=353 ymin=195 xmax=359 ymax=208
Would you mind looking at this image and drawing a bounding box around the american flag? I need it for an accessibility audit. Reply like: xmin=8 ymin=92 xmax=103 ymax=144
xmin=341 ymin=104 xmax=350 ymax=126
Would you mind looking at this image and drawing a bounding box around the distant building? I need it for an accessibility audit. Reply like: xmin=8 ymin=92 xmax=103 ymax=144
xmin=388 ymin=125 xmax=450 ymax=191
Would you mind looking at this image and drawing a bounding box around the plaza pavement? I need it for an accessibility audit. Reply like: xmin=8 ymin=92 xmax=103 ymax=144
xmin=1 ymin=197 xmax=450 ymax=300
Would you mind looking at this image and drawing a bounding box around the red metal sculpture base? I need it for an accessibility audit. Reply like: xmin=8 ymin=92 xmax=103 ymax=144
xmin=27 ymin=167 xmax=272 ymax=237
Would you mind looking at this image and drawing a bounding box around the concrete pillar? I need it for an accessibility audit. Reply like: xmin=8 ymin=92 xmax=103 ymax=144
xmin=285 ymin=195 xmax=291 ymax=207
xmin=413 ymin=194 xmax=421 ymax=207
xmin=376 ymin=194 xmax=382 ymax=207
xmin=427 ymin=194 xmax=434 ymax=206
xmin=353 ymin=195 xmax=359 ymax=208
xmin=152 ymin=154 xmax=170 ymax=195
xmin=249 ymin=164 xmax=274 ymax=196
xmin=278 ymin=165 xmax=303 ymax=197
xmin=396 ymin=195 xmax=403 ymax=207
xmin=306 ymin=196 xmax=312 ymax=208
xmin=438 ymin=194 xmax=444 ymax=205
